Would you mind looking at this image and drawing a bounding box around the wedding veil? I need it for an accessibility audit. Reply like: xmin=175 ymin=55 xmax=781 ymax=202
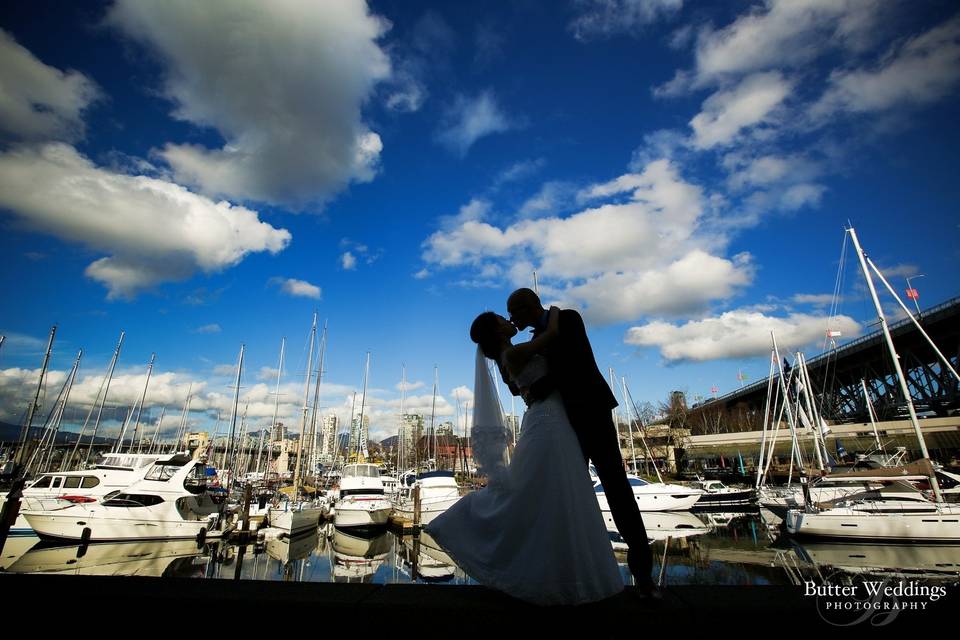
xmin=470 ymin=345 xmax=510 ymax=486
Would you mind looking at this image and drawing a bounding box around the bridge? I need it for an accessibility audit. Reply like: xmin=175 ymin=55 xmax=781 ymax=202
xmin=689 ymin=296 xmax=960 ymax=428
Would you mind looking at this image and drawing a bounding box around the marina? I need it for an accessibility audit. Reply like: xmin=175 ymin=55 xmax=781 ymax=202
xmin=2 ymin=1 xmax=960 ymax=628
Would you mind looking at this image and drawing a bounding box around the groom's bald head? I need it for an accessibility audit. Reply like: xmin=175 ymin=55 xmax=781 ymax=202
xmin=507 ymin=288 xmax=544 ymax=330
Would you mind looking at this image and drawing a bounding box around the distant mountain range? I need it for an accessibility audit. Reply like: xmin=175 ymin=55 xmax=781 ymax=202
xmin=0 ymin=420 xmax=115 ymax=446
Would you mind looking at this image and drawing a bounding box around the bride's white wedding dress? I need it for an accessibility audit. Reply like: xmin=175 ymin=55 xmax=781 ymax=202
xmin=425 ymin=351 xmax=624 ymax=605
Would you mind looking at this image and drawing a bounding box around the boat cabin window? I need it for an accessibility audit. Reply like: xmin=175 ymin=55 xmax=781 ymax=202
xmin=64 ymin=476 xmax=82 ymax=489
xmin=102 ymin=493 xmax=165 ymax=507
xmin=341 ymin=488 xmax=385 ymax=497
xmin=30 ymin=475 xmax=52 ymax=489
xmin=81 ymin=476 xmax=100 ymax=489
xmin=144 ymin=464 xmax=179 ymax=481
xmin=50 ymin=476 xmax=63 ymax=489
xmin=183 ymin=464 xmax=207 ymax=494
xmin=628 ymin=478 xmax=649 ymax=487
xmin=344 ymin=465 xmax=380 ymax=478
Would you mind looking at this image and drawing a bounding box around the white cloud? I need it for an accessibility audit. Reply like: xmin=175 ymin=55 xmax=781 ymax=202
xmin=193 ymin=324 xmax=222 ymax=334
xmin=690 ymin=72 xmax=793 ymax=149
xmin=792 ymin=293 xmax=840 ymax=306
xmin=440 ymin=198 xmax=491 ymax=230
xmin=569 ymin=0 xmax=684 ymax=41
xmin=492 ymin=158 xmax=546 ymax=189
xmin=423 ymin=159 xmax=753 ymax=324
xmin=567 ymin=251 xmax=753 ymax=324
xmin=722 ymin=152 xmax=819 ymax=190
xmin=629 ymin=129 xmax=690 ymax=169
xmin=396 ymin=380 xmax=425 ymax=392
xmin=0 ymin=30 xmax=100 ymax=142
xmin=874 ymin=263 xmax=919 ymax=279
xmin=436 ymin=91 xmax=514 ymax=156
xmin=213 ymin=364 xmax=237 ymax=376
xmin=625 ymin=309 xmax=862 ymax=362
xmin=0 ymin=144 xmax=290 ymax=299
xmin=0 ymin=363 xmax=371 ymax=437
xmin=779 ymin=183 xmax=826 ymax=210
xmin=413 ymin=268 xmax=431 ymax=280
xmin=257 ymin=366 xmax=280 ymax=381
xmin=668 ymin=0 xmax=892 ymax=91
xmin=519 ymin=182 xmax=576 ymax=218
xmin=341 ymin=252 xmax=357 ymax=270
xmin=812 ymin=15 xmax=960 ymax=119
xmin=106 ymin=0 xmax=391 ymax=207
xmin=269 ymin=277 xmax=321 ymax=299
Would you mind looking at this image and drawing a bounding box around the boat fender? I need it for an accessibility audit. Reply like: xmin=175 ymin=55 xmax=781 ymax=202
xmin=80 ymin=526 xmax=92 ymax=546
xmin=196 ymin=526 xmax=207 ymax=547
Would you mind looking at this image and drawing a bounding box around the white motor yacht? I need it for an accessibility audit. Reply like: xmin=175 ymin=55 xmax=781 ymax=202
xmin=22 ymin=454 xmax=222 ymax=543
xmin=391 ymin=470 xmax=462 ymax=525
xmin=590 ymin=465 xmax=702 ymax=512
xmin=6 ymin=452 xmax=178 ymax=537
xmin=333 ymin=463 xmax=392 ymax=530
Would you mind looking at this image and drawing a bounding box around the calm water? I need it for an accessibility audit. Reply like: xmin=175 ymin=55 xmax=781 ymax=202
xmin=4 ymin=511 xmax=959 ymax=587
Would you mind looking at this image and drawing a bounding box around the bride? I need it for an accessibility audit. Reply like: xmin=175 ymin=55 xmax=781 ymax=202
xmin=424 ymin=307 xmax=624 ymax=605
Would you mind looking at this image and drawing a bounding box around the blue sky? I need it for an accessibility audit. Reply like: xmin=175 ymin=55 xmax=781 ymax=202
xmin=1 ymin=0 xmax=958 ymax=443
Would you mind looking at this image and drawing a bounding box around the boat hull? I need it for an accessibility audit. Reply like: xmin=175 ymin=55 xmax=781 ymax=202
xmin=391 ymin=495 xmax=461 ymax=525
xmin=22 ymin=508 xmax=219 ymax=543
xmin=785 ymin=507 xmax=960 ymax=543
xmin=334 ymin=498 xmax=391 ymax=530
xmin=268 ymin=507 xmax=323 ymax=534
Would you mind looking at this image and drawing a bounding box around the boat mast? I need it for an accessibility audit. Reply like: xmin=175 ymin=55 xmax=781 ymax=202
xmin=866 ymin=259 xmax=960 ymax=385
xmin=623 ymin=381 xmax=664 ymax=483
xmin=847 ymin=226 xmax=943 ymax=501
xmin=225 ymin=344 xmax=245 ymax=483
xmin=294 ymin=314 xmax=318 ymax=497
xmin=268 ymin=337 xmax=285 ymax=472
xmin=400 ymin=364 xmax=407 ymax=473
xmin=429 ymin=365 xmax=438 ymax=467
xmin=131 ymin=352 xmax=156 ymax=453
xmin=16 ymin=324 xmax=56 ymax=470
xmin=85 ymin=330 xmax=125 ymax=466
xmin=174 ymin=384 xmax=193 ymax=453
xmin=756 ymin=349 xmax=777 ymax=489
xmin=620 ymin=377 xmax=638 ymax=473
xmin=307 ymin=321 xmax=327 ymax=479
xmin=771 ymin=332 xmax=806 ymax=477
xmin=794 ymin=351 xmax=825 ymax=472
xmin=356 ymin=351 xmax=371 ymax=461
xmin=861 ymin=379 xmax=884 ymax=455
xmin=148 ymin=407 xmax=165 ymax=455
xmin=29 ymin=348 xmax=82 ymax=475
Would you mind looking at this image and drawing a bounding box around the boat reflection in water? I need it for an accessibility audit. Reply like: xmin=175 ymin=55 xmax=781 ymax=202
xmin=1 ymin=535 xmax=40 ymax=571
xmin=607 ymin=511 xmax=711 ymax=550
xmin=396 ymin=531 xmax=457 ymax=582
xmin=788 ymin=539 xmax=960 ymax=580
xmin=329 ymin=527 xmax=391 ymax=583
xmin=6 ymin=538 xmax=210 ymax=577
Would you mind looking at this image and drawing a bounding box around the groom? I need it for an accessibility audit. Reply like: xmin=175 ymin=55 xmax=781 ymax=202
xmin=507 ymin=288 xmax=657 ymax=596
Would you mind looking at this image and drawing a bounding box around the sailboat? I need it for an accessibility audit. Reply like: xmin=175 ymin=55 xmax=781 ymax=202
xmin=784 ymin=227 xmax=960 ymax=542
xmin=391 ymin=365 xmax=463 ymax=524
xmin=333 ymin=354 xmax=392 ymax=531
xmin=269 ymin=315 xmax=327 ymax=535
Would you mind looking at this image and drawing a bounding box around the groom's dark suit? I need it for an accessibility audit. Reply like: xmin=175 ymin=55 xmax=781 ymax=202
xmin=531 ymin=308 xmax=653 ymax=586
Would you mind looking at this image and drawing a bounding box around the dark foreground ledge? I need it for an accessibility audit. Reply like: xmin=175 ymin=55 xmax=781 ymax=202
xmin=3 ymin=574 xmax=956 ymax=632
